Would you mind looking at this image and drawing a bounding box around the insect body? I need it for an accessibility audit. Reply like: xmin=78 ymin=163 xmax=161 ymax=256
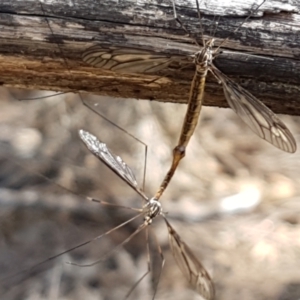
xmin=82 ymin=1 xmax=296 ymax=200
xmin=154 ymin=39 xmax=214 ymax=199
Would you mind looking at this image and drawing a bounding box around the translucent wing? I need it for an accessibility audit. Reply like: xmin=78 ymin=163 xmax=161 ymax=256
xmin=82 ymin=45 xmax=184 ymax=74
xmin=79 ymin=130 xmax=148 ymax=200
xmin=212 ymin=66 xmax=296 ymax=153
xmin=164 ymin=219 xmax=215 ymax=300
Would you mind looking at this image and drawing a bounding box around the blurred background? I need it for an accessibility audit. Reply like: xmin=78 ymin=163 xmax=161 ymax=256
xmin=0 ymin=87 xmax=300 ymax=300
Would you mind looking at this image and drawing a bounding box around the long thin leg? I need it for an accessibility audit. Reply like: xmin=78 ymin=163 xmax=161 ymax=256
xmin=67 ymin=223 xmax=147 ymax=267
xmin=150 ymin=228 xmax=165 ymax=300
xmin=124 ymin=227 xmax=152 ymax=299
xmin=154 ymin=65 xmax=207 ymax=200
xmin=1 ymin=213 xmax=144 ymax=285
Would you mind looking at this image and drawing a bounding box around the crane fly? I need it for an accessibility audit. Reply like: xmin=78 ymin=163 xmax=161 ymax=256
xmin=82 ymin=0 xmax=296 ymax=199
xmin=6 ymin=0 xmax=295 ymax=297
xmin=78 ymin=129 xmax=215 ymax=299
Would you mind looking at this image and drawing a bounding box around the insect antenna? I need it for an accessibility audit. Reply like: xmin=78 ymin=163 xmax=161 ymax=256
xmin=214 ymin=0 xmax=268 ymax=54
xmin=171 ymin=0 xmax=202 ymax=47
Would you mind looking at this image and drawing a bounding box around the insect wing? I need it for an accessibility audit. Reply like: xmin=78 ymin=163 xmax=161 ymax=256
xmin=212 ymin=67 xmax=296 ymax=153
xmin=79 ymin=129 xmax=141 ymax=192
xmin=164 ymin=219 xmax=215 ymax=300
xmin=82 ymin=45 xmax=184 ymax=74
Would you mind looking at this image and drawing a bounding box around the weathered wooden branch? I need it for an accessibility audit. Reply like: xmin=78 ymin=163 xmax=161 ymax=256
xmin=0 ymin=0 xmax=299 ymax=114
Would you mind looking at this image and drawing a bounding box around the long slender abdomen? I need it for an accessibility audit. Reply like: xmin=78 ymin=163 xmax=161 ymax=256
xmin=154 ymin=69 xmax=207 ymax=200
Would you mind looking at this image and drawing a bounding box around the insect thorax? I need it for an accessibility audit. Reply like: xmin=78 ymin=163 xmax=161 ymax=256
xmin=194 ymin=38 xmax=215 ymax=71
xmin=143 ymin=198 xmax=163 ymax=224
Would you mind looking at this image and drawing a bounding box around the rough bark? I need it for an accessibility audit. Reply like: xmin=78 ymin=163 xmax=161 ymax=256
xmin=0 ymin=0 xmax=299 ymax=114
